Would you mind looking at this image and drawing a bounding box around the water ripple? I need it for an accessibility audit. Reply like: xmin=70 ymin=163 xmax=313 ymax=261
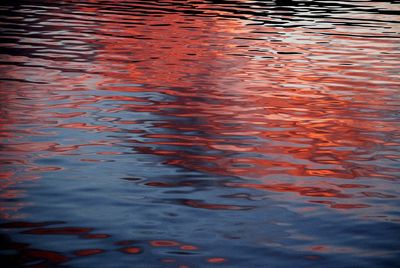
xmin=1 ymin=0 xmax=400 ymax=267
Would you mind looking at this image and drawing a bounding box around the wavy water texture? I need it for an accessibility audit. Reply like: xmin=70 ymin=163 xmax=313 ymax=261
xmin=1 ymin=0 xmax=400 ymax=267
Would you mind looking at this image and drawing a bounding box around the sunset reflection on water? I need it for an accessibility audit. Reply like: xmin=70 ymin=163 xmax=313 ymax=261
xmin=1 ymin=0 xmax=400 ymax=267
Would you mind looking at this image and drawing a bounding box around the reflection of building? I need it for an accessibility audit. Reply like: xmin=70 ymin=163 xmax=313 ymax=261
xmin=0 ymin=2 xmax=399 ymax=267
xmin=1 ymin=0 xmax=398 ymax=219
xmin=72 ymin=1 xmax=400 ymax=207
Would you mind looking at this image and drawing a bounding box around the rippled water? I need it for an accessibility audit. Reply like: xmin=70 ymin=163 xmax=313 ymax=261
xmin=1 ymin=0 xmax=400 ymax=267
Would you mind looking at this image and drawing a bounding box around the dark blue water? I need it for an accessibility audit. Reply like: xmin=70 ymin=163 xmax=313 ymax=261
xmin=1 ymin=0 xmax=400 ymax=267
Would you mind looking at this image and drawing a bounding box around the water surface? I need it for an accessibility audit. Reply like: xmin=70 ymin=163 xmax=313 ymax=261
xmin=1 ymin=0 xmax=400 ymax=267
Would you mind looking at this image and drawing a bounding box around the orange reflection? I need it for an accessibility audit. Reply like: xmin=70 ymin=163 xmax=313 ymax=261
xmin=207 ymin=257 xmax=226 ymax=263
xmin=1 ymin=1 xmax=399 ymax=267
xmin=150 ymin=240 xmax=180 ymax=247
xmin=0 ymin=0 xmax=398 ymax=223
xmin=43 ymin=0 xmax=399 ymax=214
xmin=92 ymin=5 xmax=400 ymax=212
xmin=119 ymin=247 xmax=142 ymax=254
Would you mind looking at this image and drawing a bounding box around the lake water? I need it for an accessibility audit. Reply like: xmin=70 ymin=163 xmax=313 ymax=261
xmin=1 ymin=0 xmax=400 ymax=267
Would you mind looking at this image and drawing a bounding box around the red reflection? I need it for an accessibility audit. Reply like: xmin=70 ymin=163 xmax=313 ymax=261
xmin=207 ymin=257 xmax=226 ymax=263
xmin=309 ymin=245 xmax=329 ymax=252
xmin=0 ymin=219 xmax=203 ymax=267
xmin=74 ymin=249 xmax=105 ymax=257
xmin=24 ymin=249 xmax=69 ymax=264
xmin=0 ymin=4 xmax=398 ymax=268
xmin=180 ymin=245 xmax=199 ymax=251
xmin=95 ymin=8 xmax=397 ymax=211
xmin=62 ymin=0 xmax=399 ymax=214
xmin=0 ymin=0 xmax=397 ymax=224
xmin=150 ymin=240 xmax=180 ymax=247
xmin=22 ymin=227 xmax=92 ymax=235
xmin=119 ymin=247 xmax=142 ymax=254
xmin=161 ymin=258 xmax=176 ymax=263
xmin=305 ymin=255 xmax=321 ymax=260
